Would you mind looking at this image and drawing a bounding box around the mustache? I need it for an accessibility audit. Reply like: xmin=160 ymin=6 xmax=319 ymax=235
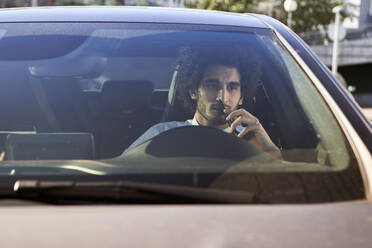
xmin=215 ymin=99 xmax=231 ymax=111
xmin=210 ymin=104 xmax=230 ymax=111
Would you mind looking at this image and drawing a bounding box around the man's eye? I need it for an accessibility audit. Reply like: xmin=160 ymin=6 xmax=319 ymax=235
xmin=227 ymin=83 xmax=240 ymax=91
xmin=204 ymin=83 xmax=219 ymax=90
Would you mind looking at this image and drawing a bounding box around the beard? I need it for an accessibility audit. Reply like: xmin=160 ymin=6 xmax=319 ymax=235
xmin=208 ymin=114 xmax=226 ymax=126
xmin=196 ymin=101 xmax=227 ymax=126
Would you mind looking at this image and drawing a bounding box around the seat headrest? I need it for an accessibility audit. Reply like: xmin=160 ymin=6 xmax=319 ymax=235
xmin=161 ymin=68 xmax=194 ymax=122
xmin=101 ymin=80 xmax=153 ymax=109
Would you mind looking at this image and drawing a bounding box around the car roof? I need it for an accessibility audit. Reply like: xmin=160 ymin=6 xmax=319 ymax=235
xmin=0 ymin=6 xmax=269 ymax=29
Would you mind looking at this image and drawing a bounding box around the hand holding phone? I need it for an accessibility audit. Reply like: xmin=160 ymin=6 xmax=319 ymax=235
xmin=217 ymin=99 xmax=240 ymax=136
xmin=217 ymin=99 xmax=254 ymax=139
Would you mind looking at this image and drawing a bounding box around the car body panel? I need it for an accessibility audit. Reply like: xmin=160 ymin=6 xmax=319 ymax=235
xmin=1 ymin=202 xmax=372 ymax=247
xmin=0 ymin=6 xmax=267 ymax=29
xmin=364 ymin=108 xmax=372 ymax=122
xmin=0 ymin=7 xmax=370 ymax=248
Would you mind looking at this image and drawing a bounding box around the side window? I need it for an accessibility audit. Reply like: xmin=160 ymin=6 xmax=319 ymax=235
xmin=275 ymin=41 xmax=350 ymax=169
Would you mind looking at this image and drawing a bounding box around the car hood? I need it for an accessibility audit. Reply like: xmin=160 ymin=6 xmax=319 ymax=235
xmin=1 ymin=201 xmax=371 ymax=247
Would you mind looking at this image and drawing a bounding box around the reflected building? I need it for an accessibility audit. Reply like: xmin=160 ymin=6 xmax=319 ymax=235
xmin=308 ymin=0 xmax=372 ymax=103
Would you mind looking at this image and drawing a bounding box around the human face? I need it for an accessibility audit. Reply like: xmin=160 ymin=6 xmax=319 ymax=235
xmin=191 ymin=65 xmax=243 ymax=127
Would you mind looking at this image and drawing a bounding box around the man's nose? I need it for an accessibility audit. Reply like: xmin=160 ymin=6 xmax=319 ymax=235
xmin=216 ymin=88 xmax=222 ymax=99
xmin=217 ymin=88 xmax=228 ymax=103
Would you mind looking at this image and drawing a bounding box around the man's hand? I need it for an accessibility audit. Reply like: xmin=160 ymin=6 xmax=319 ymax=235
xmin=225 ymin=109 xmax=280 ymax=156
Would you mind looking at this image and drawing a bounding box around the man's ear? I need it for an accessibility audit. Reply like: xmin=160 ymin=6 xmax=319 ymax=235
xmin=189 ymin=89 xmax=197 ymax=100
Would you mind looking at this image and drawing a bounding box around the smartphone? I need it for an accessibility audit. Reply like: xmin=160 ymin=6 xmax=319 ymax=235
xmin=217 ymin=99 xmax=239 ymax=135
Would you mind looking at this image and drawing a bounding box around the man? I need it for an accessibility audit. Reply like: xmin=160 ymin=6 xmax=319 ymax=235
xmin=123 ymin=49 xmax=280 ymax=156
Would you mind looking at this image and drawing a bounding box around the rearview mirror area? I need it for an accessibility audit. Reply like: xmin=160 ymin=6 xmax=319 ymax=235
xmin=28 ymin=56 xmax=107 ymax=79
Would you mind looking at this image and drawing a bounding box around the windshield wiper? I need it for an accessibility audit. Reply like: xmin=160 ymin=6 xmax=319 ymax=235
xmin=13 ymin=179 xmax=263 ymax=204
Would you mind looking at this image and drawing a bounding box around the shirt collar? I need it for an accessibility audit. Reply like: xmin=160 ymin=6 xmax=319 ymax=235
xmin=191 ymin=115 xmax=199 ymax=126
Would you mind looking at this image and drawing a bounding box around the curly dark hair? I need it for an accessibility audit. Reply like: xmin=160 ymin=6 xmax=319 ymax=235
xmin=176 ymin=46 xmax=261 ymax=112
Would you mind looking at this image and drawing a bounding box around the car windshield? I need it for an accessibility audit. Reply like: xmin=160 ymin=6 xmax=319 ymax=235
xmin=0 ymin=22 xmax=365 ymax=203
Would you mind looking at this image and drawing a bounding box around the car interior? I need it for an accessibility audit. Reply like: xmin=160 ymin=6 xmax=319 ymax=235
xmin=0 ymin=27 xmax=351 ymax=171
xmin=0 ymin=55 xmax=323 ymax=163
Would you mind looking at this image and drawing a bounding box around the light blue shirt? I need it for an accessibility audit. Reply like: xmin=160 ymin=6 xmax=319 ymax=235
xmin=123 ymin=116 xmax=244 ymax=154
